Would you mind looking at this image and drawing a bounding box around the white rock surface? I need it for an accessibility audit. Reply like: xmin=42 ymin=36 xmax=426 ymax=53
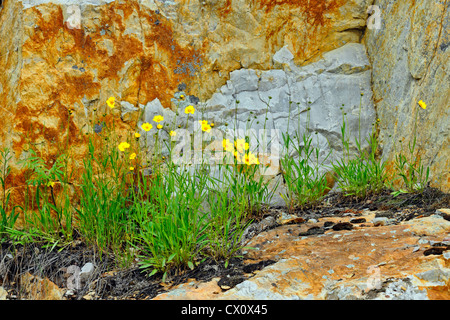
xmin=140 ymin=43 xmax=376 ymax=171
xmin=79 ymin=262 xmax=95 ymax=283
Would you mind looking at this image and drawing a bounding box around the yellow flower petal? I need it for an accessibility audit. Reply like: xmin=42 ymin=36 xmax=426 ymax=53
xmin=248 ymin=152 xmax=260 ymax=165
xmin=234 ymin=151 xmax=241 ymax=162
xmin=134 ymin=132 xmax=141 ymax=138
xmin=107 ymin=96 xmax=115 ymax=108
xmin=418 ymin=100 xmax=427 ymax=109
xmin=118 ymin=142 xmax=130 ymax=152
xmin=184 ymin=105 xmax=195 ymax=115
xmin=235 ymin=139 xmax=249 ymax=153
xmin=129 ymin=167 xmax=134 ymax=171
xmin=222 ymin=139 xmax=234 ymax=152
xmin=153 ymin=115 xmax=164 ymax=123
xmin=141 ymin=123 xmax=153 ymax=131
xmin=170 ymin=131 xmax=177 ymax=137
xmin=129 ymin=153 xmax=137 ymax=160
xmin=201 ymin=123 xmax=211 ymax=133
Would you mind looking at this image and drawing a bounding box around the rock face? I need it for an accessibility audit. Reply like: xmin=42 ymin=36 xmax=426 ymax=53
xmin=0 ymin=0 xmax=448 ymax=206
xmin=0 ymin=0 xmax=375 ymax=190
xmin=141 ymin=43 xmax=375 ymax=166
xmin=364 ymin=0 xmax=450 ymax=192
xmin=19 ymin=272 xmax=66 ymax=300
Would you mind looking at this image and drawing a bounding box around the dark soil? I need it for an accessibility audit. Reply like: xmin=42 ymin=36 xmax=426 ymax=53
xmin=0 ymin=187 xmax=448 ymax=300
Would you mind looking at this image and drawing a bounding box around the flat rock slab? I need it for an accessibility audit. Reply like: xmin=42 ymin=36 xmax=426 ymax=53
xmin=153 ymin=211 xmax=450 ymax=300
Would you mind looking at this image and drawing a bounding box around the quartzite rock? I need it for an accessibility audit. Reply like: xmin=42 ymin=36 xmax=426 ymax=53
xmin=0 ymin=0 xmax=376 ymax=195
xmin=152 ymin=210 xmax=450 ymax=300
xmin=364 ymin=0 xmax=450 ymax=192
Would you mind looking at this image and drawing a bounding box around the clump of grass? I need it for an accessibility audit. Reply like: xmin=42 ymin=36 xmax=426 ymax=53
xmin=390 ymin=105 xmax=430 ymax=196
xmin=222 ymin=152 xmax=273 ymax=217
xmin=331 ymin=104 xmax=388 ymax=199
xmin=281 ymin=130 xmax=331 ymax=211
xmin=202 ymin=178 xmax=251 ymax=265
xmin=129 ymin=163 xmax=209 ymax=282
xmin=75 ymin=135 xmax=130 ymax=257
xmin=392 ymin=144 xmax=429 ymax=196
xmin=1 ymin=89 xmax=437 ymax=284
xmin=20 ymin=149 xmax=73 ymax=243
xmin=0 ymin=148 xmax=21 ymax=240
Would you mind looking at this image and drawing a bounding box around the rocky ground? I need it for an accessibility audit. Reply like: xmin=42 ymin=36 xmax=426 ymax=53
xmin=1 ymin=187 xmax=449 ymax=300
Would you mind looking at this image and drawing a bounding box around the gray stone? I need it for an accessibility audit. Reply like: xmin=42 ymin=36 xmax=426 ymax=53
xmin=443 ymin=252 xmax=450 ymax=260
xmin=371 ymin=217 xmax=390 ymax=226
xmin=204 ymin=43 xmax=375 ymax=167
xmin=364 ymin=0 xmax=450 ymax=192
xmin=415 ymin=268 xmax=449 ymax=284
xmin=377 ymin=278 xmax=428 ymax=300
xmin=0 ymin=286 xmax=7 ymax=300
xmin=79 ymin=262 xmax=95 ymax=283
xmin=120 ymin=101 xmax=139 ymax=117
xmin=272 ymin=45 xmax=295 ymax=69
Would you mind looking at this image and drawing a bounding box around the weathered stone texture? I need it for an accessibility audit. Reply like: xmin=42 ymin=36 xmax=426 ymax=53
xmin=0 ymin=0 xmax=376 ymax=190
xmin=364 ymin=0 xmax=450 ymax=192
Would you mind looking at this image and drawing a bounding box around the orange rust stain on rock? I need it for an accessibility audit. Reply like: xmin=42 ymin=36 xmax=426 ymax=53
xmin=425 ymin=284 xmax=450 ymax=300
xmin=254 ymin=0 xmax=344 ymax=26
xmin=218 ymin=0 xmax=233 ymax=17
xmin=137 ymin=10 xmax=204 ymax=108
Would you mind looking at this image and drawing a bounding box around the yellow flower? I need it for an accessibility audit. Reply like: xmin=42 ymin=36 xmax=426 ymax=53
xmin=201 ymin=123 xmax=211 ymax=133
xmin=47 ymin=181 xmax=56 ymax=188
xmin=233 ymin=151 xmax=241 ymax=162
xmin=153 ymin=115 xmax=164 ymax=123
xmin=235 ymin=139 xmax=249 ymax=153
xmin=199 ymin=120 xmax=208 ymax=125
xmin=248 ymin=152 xmax=260 ymax=165
xmin=243 ymin=154 xmax=251 ymax=165
xmin=107 ymin=96 xmax=115 ymax=109
xmin=129 ymin=153 xmax=137 ymax=160
xmin=118 ymin=142 xmax=131 ymax=152
xmin=134 ymin=132 xmax=141 ymax=138
xmin=222 ymin=139 xmax=234 ymax=152
xmin=141 ymin=122 xmax=153 ymax=131
xmin=157 ymin=124 xmax=163 ymax=129
xmin=210 ymin=123 xmax=215 ymax=127
xmin=180 ymin=94 xmax=185 ymax=99
xmin=184 ymin=105 xmax=195 ymax=115
xmin=129 ymin=167 xmax=134 ymax=171
xmin=170 ymin=131 xmax=177 ymax=137
xmin=418 ymin=100 xmax=427 ymax=109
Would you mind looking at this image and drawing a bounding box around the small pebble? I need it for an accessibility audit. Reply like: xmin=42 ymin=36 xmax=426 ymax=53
xmin=372 ymin=217 xmax=389 ymax=226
